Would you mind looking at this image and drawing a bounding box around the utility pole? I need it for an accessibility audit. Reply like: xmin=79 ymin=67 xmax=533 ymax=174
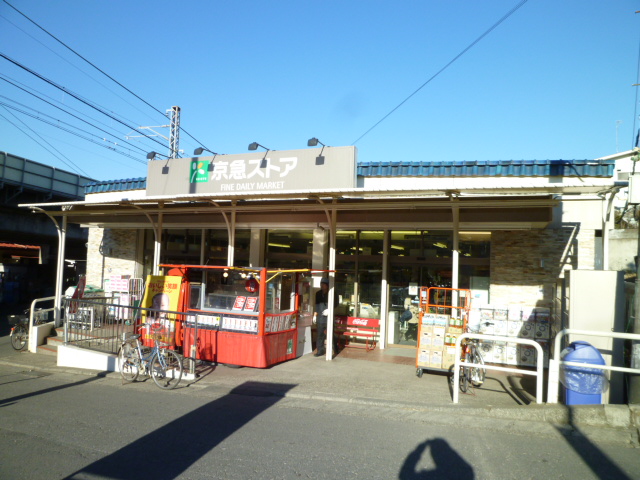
xmin=125 ymin=106 xmax=181 ymax=159
xmin=169 ymin=106 xmax=180 ymax=159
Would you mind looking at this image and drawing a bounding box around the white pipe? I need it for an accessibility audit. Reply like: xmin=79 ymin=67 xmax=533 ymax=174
xmin=326 ymin=205 xmax=337 ymax=361
xmin=451 ymin=201 xmax=459 ymax=310
xmin=379 ymin=230 xmax=389 ymax=349
xmin=453 ymin=334 xmax=544 ymax=404
xmin=548 ymin=328 xmax=640 ymax=403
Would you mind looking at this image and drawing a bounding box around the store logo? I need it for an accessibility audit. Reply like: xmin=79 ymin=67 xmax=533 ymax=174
xmin=190 ymin=160 xmax=210 ymax=183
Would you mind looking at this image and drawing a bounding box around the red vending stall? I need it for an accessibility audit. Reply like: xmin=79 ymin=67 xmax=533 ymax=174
xmin=162 ymin=265 xmax=315 ymax=368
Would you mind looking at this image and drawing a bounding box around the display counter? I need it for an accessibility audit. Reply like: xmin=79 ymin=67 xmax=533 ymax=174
xmin=163 ymin=265 xmax=315 ymax=368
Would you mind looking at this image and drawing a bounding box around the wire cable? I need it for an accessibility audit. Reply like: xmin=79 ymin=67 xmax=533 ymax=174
xmin=2 ymin=0 xmax=214 ymax=152
xmin=0 ymin=106 xmax=89 ymax=176
xmin=0 ymin=101 xmax=147 ymax=163
xmin=0 ymin=76 xmax=156 ymax=155
xmin=352 ymin=0 xmax=529 ymax=145
xmin=0 ymin=51 xmax=170 ymax=152
xmin=1 ymin=72 xmax=146 ymax=140
xmin=0 ymin=11 xmax=160 ymax=125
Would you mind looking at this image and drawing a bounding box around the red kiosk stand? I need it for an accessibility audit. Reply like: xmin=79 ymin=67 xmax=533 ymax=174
xmin=161 ymin=265 xmax=315 ymax=368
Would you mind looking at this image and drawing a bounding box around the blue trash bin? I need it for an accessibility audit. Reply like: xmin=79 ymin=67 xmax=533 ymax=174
xmin=560 ymin=341 xmax=606 ymax=405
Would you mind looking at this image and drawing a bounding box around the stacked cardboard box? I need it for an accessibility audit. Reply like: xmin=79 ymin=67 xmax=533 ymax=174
xmin=470 ymin=305 xmax=552 ymax=367
xmin=417 ymin=313 xmax=466 ymax=370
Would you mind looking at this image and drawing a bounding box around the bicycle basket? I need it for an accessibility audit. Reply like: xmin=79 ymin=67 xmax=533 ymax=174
xmin=8 ymin=315 xmax=28 ymax=326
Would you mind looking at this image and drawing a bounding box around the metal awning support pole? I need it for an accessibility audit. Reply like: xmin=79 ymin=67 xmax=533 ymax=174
xmin=56 ymin=215 xmax=67 ymax=326
xmin=210 ymin=201 xmax=235 ymax=267
xmin=451 ymin=197 xmax=460 ymax=312
xmin=380 ymin=230 xmax=389 ymax=349
xmin=313 ymin=196 xmax=337 ymax=360
xmin=327 ymin=203 xmax=337 ymax=361
xmin=30 ymin=207 xmax=66 ymax=327
xmin=130 ymin=203 xmax=161 ymax=276
xmin=228 ymin=208 xmax=236 ymax=267
xmin=153 ymin=203 xmax=163 ymax=275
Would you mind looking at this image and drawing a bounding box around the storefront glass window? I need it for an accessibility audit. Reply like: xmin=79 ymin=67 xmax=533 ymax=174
xmin=265 ymin=229 xmax=313 ymax=269
xmin=204 ymin=229 xmax=251 ymax=266
xmin=389 ymin=230 xmax=453 ymax=258
xmin=149 ymin=228 xmax=252 ymax=268
xmin=335 ymin=231 xmax=384 ymax=320
xmin=386 ymin=230 xmax=491 ymax=346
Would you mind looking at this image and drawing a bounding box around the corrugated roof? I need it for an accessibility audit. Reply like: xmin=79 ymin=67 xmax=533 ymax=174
xmin=84 ymin=160 xmax=614 ymax=194
xmin=84 ymin=177 xmax=146 ymax=194
xmin=357 ymin=159 xmax=614 ymax=177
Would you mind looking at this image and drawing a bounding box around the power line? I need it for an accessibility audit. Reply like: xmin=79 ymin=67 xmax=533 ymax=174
xmin=0 ymin=72 xmax=147 ymax=139
xmin=0 ymin=51 xmax=170 ymax=152
xmin=0 ymin=11 xmax=161 ymax=126
xmin=2 ymin=0 xmax=213 ymax=152
xmin=2 ymin=0 xmax=167 ymax=120
xmin=0 ymin=100 xmax=147 ymax=163
xmin=352 ymin=0 xmax=530 ymax=145
xmin=0 ymin=106 xmax=89 ymax=176
xmin=0 ymin=75 xmax=158 ymax=155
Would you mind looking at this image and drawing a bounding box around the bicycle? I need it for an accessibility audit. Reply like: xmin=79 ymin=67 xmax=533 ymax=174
xmin=452 ymin=322 xmax=491 ymax=393
xmin=458 ymin=338 xmax=486 ymax=393
xmin=117 ymin=322 xmax=183 ymax=390
xmin=9 ymin=309 xmax=48 ymax=351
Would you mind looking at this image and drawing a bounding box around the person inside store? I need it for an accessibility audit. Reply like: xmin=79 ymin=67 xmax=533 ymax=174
xmin=313 ymin=277 xmax=339 ymax=357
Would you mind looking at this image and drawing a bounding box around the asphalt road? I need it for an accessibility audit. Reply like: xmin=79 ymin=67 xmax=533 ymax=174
xmin=0 ymin=361 xmax=639 ymax=480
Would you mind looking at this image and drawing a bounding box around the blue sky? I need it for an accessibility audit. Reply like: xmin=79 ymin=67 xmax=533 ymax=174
xmin=1 ymin=0 xmax=639 ymax=181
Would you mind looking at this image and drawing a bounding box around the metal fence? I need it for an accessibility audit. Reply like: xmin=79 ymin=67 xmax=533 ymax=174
xmin=547 ymin=328 xmax=640 ymax=404
xmin=62 ymin=297 xmax=193 ymax=355
xmin=452 ymin=333 xmax=545 ymax=404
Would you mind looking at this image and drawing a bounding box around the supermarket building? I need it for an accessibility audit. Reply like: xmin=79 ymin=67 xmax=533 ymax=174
xmin=23 ymin=146 xmax=621 ymax=356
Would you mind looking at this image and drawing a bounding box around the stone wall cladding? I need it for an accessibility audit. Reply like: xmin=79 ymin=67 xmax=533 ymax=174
xmin=86 ymin=228 xmax=139 ymax=288
xmin=490 ymin=226 xmax=595 ymax=308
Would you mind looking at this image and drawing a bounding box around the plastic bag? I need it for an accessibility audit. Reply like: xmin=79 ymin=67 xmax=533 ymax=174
xmin=559 ymin=364 xmax=609 ymax=395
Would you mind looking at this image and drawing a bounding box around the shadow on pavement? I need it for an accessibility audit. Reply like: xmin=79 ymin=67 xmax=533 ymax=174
xmin=63 ymin=381 xmax=296 ymax=480
xmin=0 ymin=372 xmax=105 ymax=408
xmin=399 ymin=438 xmax=474 ymax=479
xmin=555 ymin=407 xmax=633 ymax=480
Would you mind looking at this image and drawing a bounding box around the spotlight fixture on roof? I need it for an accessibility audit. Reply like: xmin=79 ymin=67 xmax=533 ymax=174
xmin=307 ymin=138 xmax=328 ymax=165
xmin=147 ymin=151 xmax=170 ymax=174
xmin=307 ymin=137 xmax=325 ymax=147
xmin=248 ymin=142 xmax=270 ymax=151
xmin=248 ymin=142 xmax=270 ymax=168
xmin=194 ymin=147 xmax=219 ymax=156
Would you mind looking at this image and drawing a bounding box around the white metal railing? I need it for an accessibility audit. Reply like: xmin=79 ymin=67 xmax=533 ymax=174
xmin=27 ymin=296 xmax=56 ymax=353
xmin=547 ymin=328 xmax=640 ymax=404
xmin=453 ymin=333 xmax=545 ymax=404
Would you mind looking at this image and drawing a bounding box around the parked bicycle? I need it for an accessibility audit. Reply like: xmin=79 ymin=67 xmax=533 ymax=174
xmin=453 ymin=322 xmax=491 ymax=393
xmin=9 ymin=309 xmax=48 ymax=351
xmin=118 ymin=322 xmax=183 ymax=390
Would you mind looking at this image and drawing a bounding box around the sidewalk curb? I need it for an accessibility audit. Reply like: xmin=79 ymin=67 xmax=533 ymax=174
xmin=2 ymin=358 xmax=639 ymax=435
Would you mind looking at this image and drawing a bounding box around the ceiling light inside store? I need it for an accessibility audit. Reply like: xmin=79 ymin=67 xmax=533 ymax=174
xmin=390 ymin=245 xmax=405 ymax=250
xmin=268 ymin=243 xmax=291 ymax=248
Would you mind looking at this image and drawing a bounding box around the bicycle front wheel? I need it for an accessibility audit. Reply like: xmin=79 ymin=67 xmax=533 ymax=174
xmin=118 ymin=343 xmax=140 ymax=382
xmin=11 ymin=325 xmax=28 ymax=350
xmin=467 ymin=347 xmax=486 ymax=387
xmin=459 ymin=364 xmax=469 ymax=393
xmin=151 ymin=349 xmax=183 ymax=390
